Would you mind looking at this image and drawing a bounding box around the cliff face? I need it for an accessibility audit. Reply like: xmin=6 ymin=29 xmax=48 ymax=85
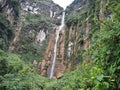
xmin=38 ymin=0 xmax=99 ymax=78
xmin=10 ymin=0 xmax=63 ymax=62
xmin=34 ymin=0 xmax=114 ymax=79
xmin=0 ymin=0 xmax=20 ymax=50
xmin=38 ymin=0 xmax=110 ymax=79
xmin=64 ymin=0 xmax=110 ymax=63
xmin=0 ymin=0 xmax=100 ymax=79
xmin=64 ymin=0 xmax=91 ymax=64
xmin=21 ymin=0 xmax=62 ymax=18
xmin=0 ymin=0 xmax=20 ymax=24
xmin=37 ymin=26 xmax=67 ymax=78
xmin=66 ymin=0 xmax=85 ymax=14
xmin=37 ymin=0 xmax=91 ymax=78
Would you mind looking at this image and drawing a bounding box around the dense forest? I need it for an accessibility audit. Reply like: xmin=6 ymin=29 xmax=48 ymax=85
xmin=0 ymin=0 xmax=120 ymax=90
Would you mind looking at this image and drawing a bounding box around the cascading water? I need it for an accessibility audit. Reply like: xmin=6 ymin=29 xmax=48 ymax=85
xmin=49 ymin=12 xmax=65 ymax=79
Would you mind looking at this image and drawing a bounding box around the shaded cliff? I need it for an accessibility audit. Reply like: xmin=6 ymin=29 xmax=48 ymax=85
xmin=0 ymin=0 xmax=20 ymax=50
xmin=65 ymin=0 xmax=91 ymax=62
xmin=64 ymin=0 xmax=107 ymax=63
xmin=10 ymin=0 xmax=63 ymax=62
xmin=0 ymin=0 xmax=20 ymax=24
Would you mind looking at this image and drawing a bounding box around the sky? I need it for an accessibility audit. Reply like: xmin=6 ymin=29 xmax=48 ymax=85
xmin=52 ymin=0 xmax=74 ymax=9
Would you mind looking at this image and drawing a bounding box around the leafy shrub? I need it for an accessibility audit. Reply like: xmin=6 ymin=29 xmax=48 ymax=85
xmin=89 ymin=19 xmax=120 ymax=89
xmin=0 ymin=50 xmax=49 ymax=90
xmin=44 ymin=62 xmax=110 ymax=90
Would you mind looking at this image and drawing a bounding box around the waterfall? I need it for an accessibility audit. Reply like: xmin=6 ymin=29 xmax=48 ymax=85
xmin=50 ymin=9 xmax=53 ymax=18
xmin=49 ymin=12 xmax=65 ymax=79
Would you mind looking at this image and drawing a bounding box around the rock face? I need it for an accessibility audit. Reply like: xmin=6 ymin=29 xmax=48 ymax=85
xmin=65 ymin=0 xmax=91 ymax=62
xmin=35 ymin=0 xmax=111 ymax=79
xmin=0 ymin=0 xmax=19 ymax=24
xmin=66 ymin=0 xmax=85 ymax=14
xmin=38 ymin=27 xmax=67 ymax=78
xmin=8 ymin=10 xmax=26 ymax=53
xmin=10 ymin=0 xmax=63 ymax=63
xmin=38 ymin=0 xmax=93 ymax=79
xmin=0 ymin=0 xmax=20 ymax=50
xmin=21 ymin=0 xmax=63 ymax=19
xmin=1 ymin=0 xmax=92 ymax=79
xmin=35 ymin=29 xmax=46 ymax=44
xmin=0 ymin=0 xmax=92 ymax=79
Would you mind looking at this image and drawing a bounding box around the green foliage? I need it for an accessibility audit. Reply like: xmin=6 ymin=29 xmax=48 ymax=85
xmin=15 ymin=31 xmax=48 ymax=63
xmin=89 ymin=19 xmax=120 ymax=89
xmin=0 ymin=50 xmax=49 ymax=90
xmin=14 ymin=13 xmax=52 ymax=62
xmin=0 ymin=13 xmax=14 ymax=50
xmin=0 ymin=0 xmax=20 ymax=20
xmin=65 ymin=0 xmax=120 ymax=90
xmin=0 ymin=0 xmax=20 ymax=51
xmin=11 ymin=0 xmax=20 ymax=19
xmin=44 ymin=62 xmax=110 ymax=90
xmin=0 ymin=0 xmax=120 ymax=90
xmin=25 ymin=14 xmax=50 ymax=26
xmin=65 ymin=14 xmax=78 ymax=26
xmin=7 ymin=54 xmax=23 ymax=73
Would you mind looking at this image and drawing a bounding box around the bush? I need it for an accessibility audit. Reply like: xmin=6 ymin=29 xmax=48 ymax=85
xmin=0 ymin=50 xmax=49 ymax=90
xmin=44 ymin=62 xmax=110 ymax=90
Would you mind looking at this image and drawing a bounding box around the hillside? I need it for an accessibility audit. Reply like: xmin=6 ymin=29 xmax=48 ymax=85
xmin=0 ymin=0 xmax=120 ymax=90
xmin=9 ymin=0 xmax=63 ymax=62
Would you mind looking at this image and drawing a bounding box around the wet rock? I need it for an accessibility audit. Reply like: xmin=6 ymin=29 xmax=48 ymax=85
xmin=56 ymin=72 xmax=63 ymax=79
xmin=52 ymin=76 xmax=57 ymax=80
xmin=41 ymin=70 xmax=47 ymax=76
xmin=41 ymin=60 xmax=46 ymax=71
xmin=38 ymin=27 xmax=69 ymax=78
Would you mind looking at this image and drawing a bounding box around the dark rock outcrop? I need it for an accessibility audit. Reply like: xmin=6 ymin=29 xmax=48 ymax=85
xmin=0 ymin=0 xmax=20 ymax=24
xmin=0 ymin=0 xmax=20 ymax=50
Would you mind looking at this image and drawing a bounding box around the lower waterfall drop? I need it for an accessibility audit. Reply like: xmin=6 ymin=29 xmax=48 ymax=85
xmin=49 ymin=12 xmax=65 ymax=79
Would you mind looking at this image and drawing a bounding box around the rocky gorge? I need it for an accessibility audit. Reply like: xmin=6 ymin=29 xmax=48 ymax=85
xmin=0 ymin=0 xmax=120 ymax=90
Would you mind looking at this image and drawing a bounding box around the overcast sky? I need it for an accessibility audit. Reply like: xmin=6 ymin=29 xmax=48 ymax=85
xmin=52 ymin=0 xmax=74 ymax=9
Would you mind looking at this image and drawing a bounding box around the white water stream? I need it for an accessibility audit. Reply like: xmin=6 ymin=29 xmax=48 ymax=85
xmin=49 ymin=12 xmax=65 ymax=79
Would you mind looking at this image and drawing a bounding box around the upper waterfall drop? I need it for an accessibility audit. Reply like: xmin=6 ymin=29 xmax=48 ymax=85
xmin=60 ymin=12 xmax=65 ymax=27
xmin=49 ymin=12 xmax=65 ymax=79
